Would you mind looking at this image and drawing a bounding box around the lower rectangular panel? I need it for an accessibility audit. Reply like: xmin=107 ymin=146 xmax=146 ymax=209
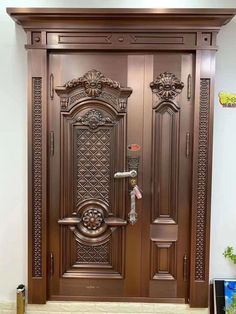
xmin=151 ymin=241 xmax=176 ymax=280
xmin=59 ymin=278 xmax=124 ymax=297
xmin=149 ymin=280 xmax=177 ymax=298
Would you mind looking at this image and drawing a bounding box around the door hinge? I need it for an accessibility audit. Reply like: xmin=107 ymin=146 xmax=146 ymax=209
xmin=187 ymin=74 xmax=191 ymax=101
xmin=50 ymin=131 xmax=54 ymax=156
xmin=50 ymin=252 xmax=54 ymax=278
xmin=183 ymin=253 xmax=188 ymax=282
xmin=50 ymin=73 xmax=54 ymax=100
xmin=186 ymin=132 xmax=190 ymax=158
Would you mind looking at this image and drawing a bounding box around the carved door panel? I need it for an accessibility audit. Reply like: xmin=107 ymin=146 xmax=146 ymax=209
xmin=48 ymin=52 xmax=194 ymax=301
xmin=141 ymin=53 xmax=194 ymax=300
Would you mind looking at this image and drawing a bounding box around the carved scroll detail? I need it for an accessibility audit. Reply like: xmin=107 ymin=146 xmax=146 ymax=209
xmin=64 ymin=69 xmax=120 ymax=97
xmin=32 ymin=77 xmax=42 ymax=277
xmin=77 ymin=109 xmax=115 ymax=129
xmin=150 ymin=72 xmax=184 ymax=101
xmin=195 ymin=78 xmax=210 ymax=281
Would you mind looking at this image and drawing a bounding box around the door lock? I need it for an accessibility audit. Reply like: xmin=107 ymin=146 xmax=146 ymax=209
xmin=114 ymin=156 xmax=141 ymax=225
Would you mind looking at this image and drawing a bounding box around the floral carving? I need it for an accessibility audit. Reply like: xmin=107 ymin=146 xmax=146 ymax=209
xmin=82 ymin=209 xmax=104 ymax=230
xmin=64 ymin=69 xmax=120 ymax=97
xmin=77 ymin=109 xmax=115 ymax=129
xmin=150 ymin=72 xmax=184 ymax=101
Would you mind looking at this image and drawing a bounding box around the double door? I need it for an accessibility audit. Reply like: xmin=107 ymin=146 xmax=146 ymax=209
xmin=48 ymin=52 xmax=194 ymax=301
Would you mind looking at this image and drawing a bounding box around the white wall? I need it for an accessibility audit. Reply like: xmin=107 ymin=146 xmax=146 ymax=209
xmin=210 ymin=16 xmax=236 ymax=278
xmin=0 ymin=0 xmax=236 ymax=302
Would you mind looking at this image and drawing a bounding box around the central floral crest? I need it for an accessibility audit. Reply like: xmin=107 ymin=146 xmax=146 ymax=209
xmin=64 ymin=69 xmax=120 ymax=97
xmin=77 ymin=109 xmax=115 ymax=129
xmin=150 ymin=72 xmax=184 ymax=101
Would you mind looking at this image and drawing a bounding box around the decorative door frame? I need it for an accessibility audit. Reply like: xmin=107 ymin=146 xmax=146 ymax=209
xmin=7 ymin=8 xmax=236 ymax=307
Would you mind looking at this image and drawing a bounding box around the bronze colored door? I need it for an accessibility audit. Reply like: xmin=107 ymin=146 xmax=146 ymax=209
xmin=48 ymin=52 xmax=194 ymax=302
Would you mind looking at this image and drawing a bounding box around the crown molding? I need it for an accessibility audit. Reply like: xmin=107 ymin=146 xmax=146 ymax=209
xmin=7 ymin=8 xmax=236 ymax=30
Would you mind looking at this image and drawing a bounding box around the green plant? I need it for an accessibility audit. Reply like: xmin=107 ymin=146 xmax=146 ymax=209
xmin=225 ymin=294 xmax=236 ymax=314
xmin=223 ymin=246 xmax=236 ymax=265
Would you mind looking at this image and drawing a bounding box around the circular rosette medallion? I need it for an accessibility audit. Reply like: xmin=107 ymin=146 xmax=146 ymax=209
xmin=82 ymin=208 xmax=104 ymax=230
xmin=75 ymin=200 xmax=110 ymax=243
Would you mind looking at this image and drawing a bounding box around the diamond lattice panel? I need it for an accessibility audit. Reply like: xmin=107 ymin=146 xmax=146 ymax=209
xmin=76 ymin=128 xmax=112 ymax=205
xmin=76 ymin=241 xmax=111 ymax=264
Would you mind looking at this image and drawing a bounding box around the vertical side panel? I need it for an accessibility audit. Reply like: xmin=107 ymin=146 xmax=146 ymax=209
xmin=149 ymin=55 xmax=183 ymax=299
xmin=190 ymin=50 xmax=216 ymax=308
xmin=149 ymin=53 xmax=193 ymax=301
xmin=124 ymin=55 xmax=145 ymax=296
xmin=28 ymin=49 xmax=47 ymax=304
xmin=153 ymin=105 xmax=179 ymax=224
xmin=32 ymin=77 xmax=43 ymax=278
xmin=141 ymin=55 xmax=154 ymax=296
xmin=195 ymin=78 xmax=210 ymax=281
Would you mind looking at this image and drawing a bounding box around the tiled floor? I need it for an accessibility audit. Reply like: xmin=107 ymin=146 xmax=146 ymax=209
xmin=0 ymin=301 xmax=209 ymax=314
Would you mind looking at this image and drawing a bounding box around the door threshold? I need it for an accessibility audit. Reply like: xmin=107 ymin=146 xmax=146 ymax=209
xmin=50 ymin=296 xmax=186 ymax=303
xmin=27 ymin=301 xmax=208 ymax=313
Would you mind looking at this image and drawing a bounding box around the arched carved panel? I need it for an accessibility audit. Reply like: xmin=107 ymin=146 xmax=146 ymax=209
xmin=55 ymin=71 xmax=132 ymax=278
xmin=55 ymin=69 xmax=132 ymax=112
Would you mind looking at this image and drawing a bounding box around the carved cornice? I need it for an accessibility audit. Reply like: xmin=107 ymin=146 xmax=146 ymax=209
xmin=7 ymin=8 xmax=236 ymax=30
xmin=55 ymin=69 xmax=132 ymax=113
xmin=150 ymin=72 xmax=184 ymax=102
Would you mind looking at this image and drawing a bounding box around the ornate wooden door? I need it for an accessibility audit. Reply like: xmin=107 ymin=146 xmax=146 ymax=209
xmin=48 ymin=52 xmax=194 ymax=302
xmin=10 ymin=7 xmax=234 ymax=307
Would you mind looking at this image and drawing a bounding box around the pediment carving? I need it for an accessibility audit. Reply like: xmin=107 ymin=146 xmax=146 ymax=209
xmin=150 ymin=72 xmax=184 ymax=101
xmin=64 ymin=69 xmax=120 ymax=97
xmin=55 ymin=69 xmax=132 ymax=113
xmin=76 ymin=109 xmax=115 ymax=130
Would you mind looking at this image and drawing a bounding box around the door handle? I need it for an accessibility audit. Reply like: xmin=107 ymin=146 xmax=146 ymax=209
xmin=58 ymin=215 xmax=127 ymax=227
xmin=104 ymin=217 xmax=127 ymax=226
xmin=58 ymin=217 xmax=81 ymax=225
xmin=114 ymin=169 xmax=137 ymax=179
